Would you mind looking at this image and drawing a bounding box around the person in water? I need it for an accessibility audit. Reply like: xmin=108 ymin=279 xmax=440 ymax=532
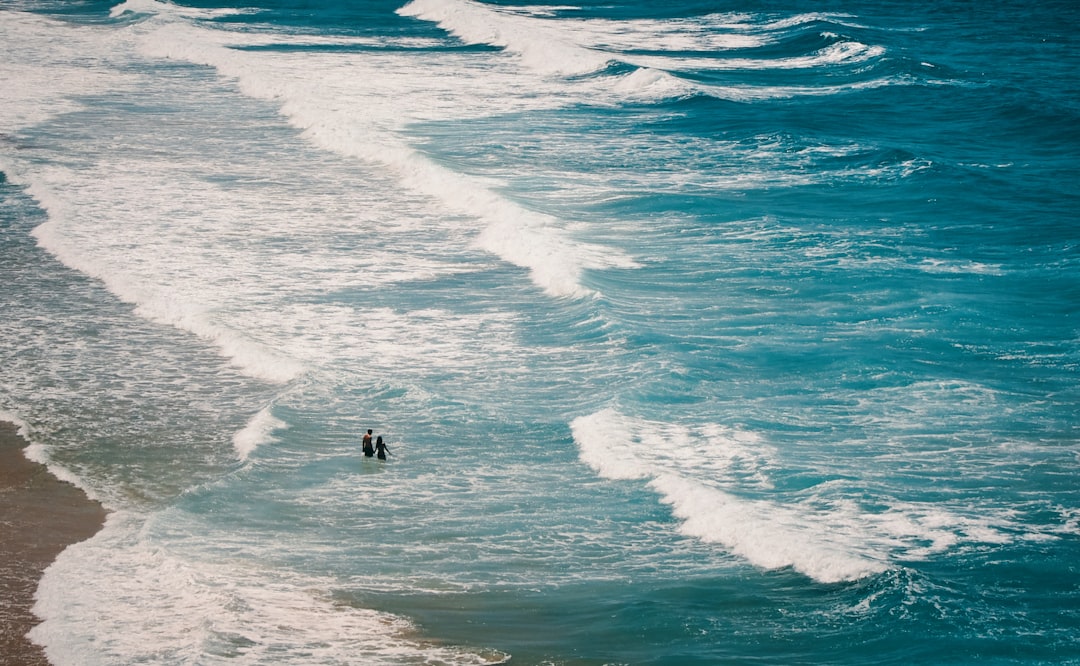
xmin=375 ymin=436 xmax=390 ymax=460
xmin=362 ymin=429 xmax=374 ymax=457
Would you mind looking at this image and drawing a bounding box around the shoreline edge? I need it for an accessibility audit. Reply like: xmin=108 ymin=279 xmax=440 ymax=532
xmin=0 ymin=420 xmax=107 ymax=666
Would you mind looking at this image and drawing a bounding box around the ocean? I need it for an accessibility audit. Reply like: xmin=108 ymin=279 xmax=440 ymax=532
xmin=1 ymin=0 xmax=1078 ymax=663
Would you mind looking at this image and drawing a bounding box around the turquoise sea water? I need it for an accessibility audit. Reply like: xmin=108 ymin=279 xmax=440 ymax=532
xmin=2 ymin=0 xmax=1078 ymax=663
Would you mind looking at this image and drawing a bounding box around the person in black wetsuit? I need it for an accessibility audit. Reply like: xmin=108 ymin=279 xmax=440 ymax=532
xmin=375 ymin=436 xmax=390 ymax=460
xmin=362 ymin=429 xmax=374 ymax=457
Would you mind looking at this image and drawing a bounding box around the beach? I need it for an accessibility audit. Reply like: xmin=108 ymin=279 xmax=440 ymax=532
xmin=0 ymin=421 xmax=106 ymax=666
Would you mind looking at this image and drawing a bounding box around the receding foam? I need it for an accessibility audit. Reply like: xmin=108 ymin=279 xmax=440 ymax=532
xmin=30 ymin=511 xmax=509 ymax=664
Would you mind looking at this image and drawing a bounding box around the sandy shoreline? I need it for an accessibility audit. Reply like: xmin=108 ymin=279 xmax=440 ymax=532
xmin=0 ymin=421 xmax=106 ymax=666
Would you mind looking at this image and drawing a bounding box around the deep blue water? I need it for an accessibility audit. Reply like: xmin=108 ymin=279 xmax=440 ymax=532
xmin=2 ymin=0 xmax=1078 ymax=663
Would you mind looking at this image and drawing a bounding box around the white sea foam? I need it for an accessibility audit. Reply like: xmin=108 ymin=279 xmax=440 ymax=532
xmin=0 ymin=412 xmax=49 ymax=477
xmin=391 ymin=0 xmax=704 ymax=104
xmin=571 ymin=408 xmax=888 ymax=582
xmin=702 ymin=77 xmax=902 ymax=102
xmin=754 ymin=12 xmax=863 ymax=32
xmin=399 ymin=2 xmax=771 ymax=69
xmin=0 ymin=409 xmax=105 ymax=502
xmin=396 ymin=1 xmax=888 ymax=105
xmin=627 ymin=40 xmax=884 ymax=74
xmin=650 ymin=474 xmax=888 ymax=583
xmin=918 ymin=258 xmax=1004 ymax=275
xmin=2 ymin=9 xmax=308 ymax=384
xmin=398 ymin=0 xmax=612 ymax=76
xmin=558 ymin=13 xmax=768 ymax=52
xmin=83 ymin=0 xmax=893 ymax=313
xmin=31 ymin=511 xmax=508 ymax=665
xmin=23 ymin=177 xmax=307 ymax=385
xmin=571 ymin=408 xmax=1036 ymax=583
xmin=110 ymin=0 xmax=252 ymax=20
xmin=120 ymin=11 xmax=638 ymax=299
xmin=0 ymin=11 xmax=133 ymax=130
xmin=269 ymin=304 xmax=524 ymax=382
xmin=232 ymin=406 xmax=287 ymax=461
xmin=572 ymin=407 xmax=776 ymax=486
xmin=4 ymin=6 xmax=545 ymax=396
xmin=606 ymin=67 xmax=694 ymax=99
xmin=0 ymin=409 xmax=30 ymax=438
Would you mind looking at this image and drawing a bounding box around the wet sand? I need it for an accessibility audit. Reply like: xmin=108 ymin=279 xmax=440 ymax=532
xmin=0 ymin=421 xmax=106 ymax=666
